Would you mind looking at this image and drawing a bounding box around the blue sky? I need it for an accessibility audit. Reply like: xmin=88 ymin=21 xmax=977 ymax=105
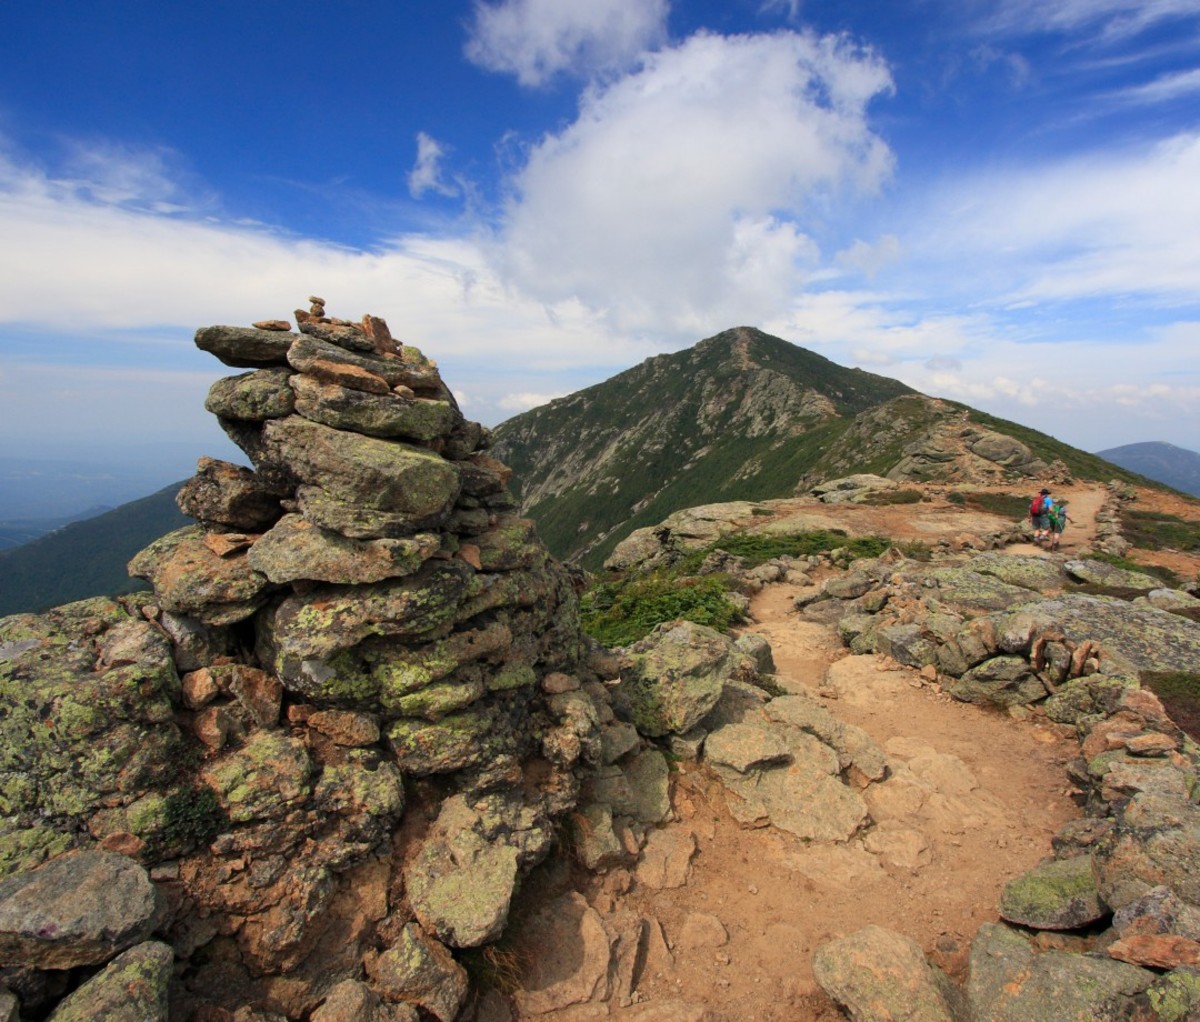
xmin=1 ymin=0 xmax=1199 ymax=493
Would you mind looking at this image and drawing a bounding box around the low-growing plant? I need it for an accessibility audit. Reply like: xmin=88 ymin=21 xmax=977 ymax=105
xmin=581 ymin=573 xmax=744 ymax=647
xmin=953 ymin=491 xmax=1031 ymax=519
xmin=861 ymin=488 xmax=923 ymax=505
xmin=710 ymin=530 xmax=888 ymax=567
xmin=894 ymin=540 xmax=934 ymax=561
xmin=461 ymin=942 xmax=530 ymax=998
xmin=1089 ymin=552 xmax=1179 ymax=586
xmin=1120 ymin=510 xmax=1200 ymax=553
xmin=160 ymin=785 xmax=227 ymax=853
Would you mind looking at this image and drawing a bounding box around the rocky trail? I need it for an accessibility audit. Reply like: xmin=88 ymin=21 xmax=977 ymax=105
xmin=500 ymin=482 xmax=1157 ymax=1020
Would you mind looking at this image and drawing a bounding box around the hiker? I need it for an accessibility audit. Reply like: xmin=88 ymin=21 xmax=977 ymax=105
xmin=1047 ymin=500 xmax=1069 ymax=550
xmin=1030 ymin=488 xmax=1053 ymax=543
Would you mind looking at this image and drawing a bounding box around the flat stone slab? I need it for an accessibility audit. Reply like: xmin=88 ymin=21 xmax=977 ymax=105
xmin=813 ymin=925 xmax=955 ymax=1022
xmin=0 ymin=851 xmax=161 ymax=969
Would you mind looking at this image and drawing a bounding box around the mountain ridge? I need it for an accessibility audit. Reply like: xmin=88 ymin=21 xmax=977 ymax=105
xmin=493 ymin=326 xmax=1149 ymax=568
xmin=1098 ymin=440 xmax=1200 ymax=497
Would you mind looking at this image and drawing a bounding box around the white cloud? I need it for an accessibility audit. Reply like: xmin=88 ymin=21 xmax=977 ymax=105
xmin=980 ymin=0 xmax=1200 ymax=41
xmin=497 ymin=30 xmax=894 ymax=336
xmin=408 ymin=132 xmax=457 ymax=198
xmin=464 ymin=0 xmax=669 ymax=86
xmin=498 ymin=391 xmax=569 ymax=412
xmin=835 ymin=234 xmax=902 ymax=279
xmin=1109 ymin=68 xmax=1200 ymax=106
xmin=906 ymin=132 xmax=1200 ymax=308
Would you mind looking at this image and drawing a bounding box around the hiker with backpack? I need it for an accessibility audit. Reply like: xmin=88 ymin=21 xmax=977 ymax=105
xmin=1029 ymin=488 xmax=1053 ymax=543
xmin=1047 ymin=500 xmax=1069 ymax=550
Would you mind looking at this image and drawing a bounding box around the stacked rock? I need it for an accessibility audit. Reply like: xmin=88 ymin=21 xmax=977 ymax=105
xmin=0 ymin=302 xmax=602 ymax=1019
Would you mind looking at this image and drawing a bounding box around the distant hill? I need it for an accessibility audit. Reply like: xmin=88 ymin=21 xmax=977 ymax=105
xmin=0 ymin=506 xmax=113 ymax=551
xmin=492 ymin=326 xmax=1150 ymax=569
xmin=1097 ymin=442 xmax=1200 ymax=497
xmin=0 ymin=482 xmax=190 ymax=616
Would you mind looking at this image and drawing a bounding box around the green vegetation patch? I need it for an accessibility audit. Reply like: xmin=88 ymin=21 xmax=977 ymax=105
xmin=1121 ymin=509 xmax=1200 ymax=553
xmin=708 ymin=530 xmax=888 ymax=567
xmin=951 ymin=490 xmax=1032 ymax=519
xmin=581 ymin=573 xmax=743 ymax=648
xmin=860 ymin=488 xmax=924 ymax=505
xmin=581 ymin=528 xmax=894 ymax=647
xmin=1090 ymin=552 xmax=1179 ymax=586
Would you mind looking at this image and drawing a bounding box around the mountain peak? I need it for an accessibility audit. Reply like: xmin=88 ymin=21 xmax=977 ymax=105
xmin=492 ymin=326 xmax=1148 ymax=568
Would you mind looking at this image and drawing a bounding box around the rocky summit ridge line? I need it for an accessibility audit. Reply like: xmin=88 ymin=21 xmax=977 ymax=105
xmin=491 ymin=325 xmax=1146 ymax=570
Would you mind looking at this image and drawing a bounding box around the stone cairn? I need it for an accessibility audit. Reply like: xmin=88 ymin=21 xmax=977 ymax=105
xmin=0 ymin=300 xmax=615 ymax=1020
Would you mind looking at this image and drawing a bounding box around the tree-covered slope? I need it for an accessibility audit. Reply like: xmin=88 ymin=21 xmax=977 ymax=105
xmin=0 ymin=482 xmax=190 ymax=615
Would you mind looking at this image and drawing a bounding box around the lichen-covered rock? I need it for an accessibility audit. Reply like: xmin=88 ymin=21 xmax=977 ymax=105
xmin=311 ymin=979 xmax=419 ymax=1022
xmin=999 ymin=855 xmax=1107 ymax=930
xmin=1065 ymin=559 xmax=1165 ymax=593
xmin=128 ymin=526 xmax=274 ymax=625
xmin=369 ymin=924 xmax=468 ymax=1022
xmin=1144 ymin=966 xmax=1200 ymax=1022
xmin=195 ymin=325 xmax=295 ymax=367
xmin=947 ymin=655 xmax=1046 ymax=706
xmin=921 ymin=566 xmax=1039 ymax=614
xmin=584 ymin=748 xmax=671 ymax=825
xmin=874 ymin=623 xmax=939 ymax=668
xmin=404 ymin=796 xmax=520 ymax=948
xmin=812 ymin=925 xmax=955 ymax=1022
xmin=201 ymin=731 xmax=312 ymax=824
xmin=618 ymin=621 xmax=741 ymax=737
xmin=1093 ymin=795 xmax=1200 ymax=911
xmin=260 ymin=416 xmax=460 ymax=517
xmin=812 ymin=474 xmax=900 ymax=503
xmin=175 ymin=457 xmax=286 ymax=532
xmin=967 ymin=922 xmax=1152 ymax=1021
xmin=255 ymin=560 xmax=475 ymax=697
xmin=45 ymin=940 xmax=173 ymax=1022
xmin=205 ymin=368 xmax=296 ymax=421
xmin=0 ymin=601 xmax=183 ymax=867
xmin=0 ymin=851 xmax=161 ymax=969
xmin=966 ymin=552 xmax=1067 ymax=593
xmin=387 ymin=707 xmax=498 ymax=775
xmin=247 ymin=515 xmax=439 ymax=584
xmin=290 ymin=374 xmax=459 ymax=441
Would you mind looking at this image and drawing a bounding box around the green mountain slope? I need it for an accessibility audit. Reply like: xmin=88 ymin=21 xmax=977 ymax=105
xmin=492 ymin=326 xmax=1150 ymax=569
xmin=0 ymin=482 xmax=190 ymax=616
xmin=492 ymin=326 xmax=915 ymax=567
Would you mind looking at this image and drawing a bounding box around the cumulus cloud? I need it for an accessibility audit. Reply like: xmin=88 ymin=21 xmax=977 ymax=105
xmin=497 ymin=30 xmax=894 ymax=336
xmin=464 ymin=0 xmax=668 ymax=86
xmin=408 ymin=132 xmax=457 ymax=198
xmin=0 ymin=144 xmax=661 ymax=432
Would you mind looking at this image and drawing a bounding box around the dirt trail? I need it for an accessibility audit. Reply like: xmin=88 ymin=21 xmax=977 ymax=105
xmin=587 ymin=584 xmax=1078 ymax=1021
xmin=511 ymin=483 xmax=1131 ymax=1020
